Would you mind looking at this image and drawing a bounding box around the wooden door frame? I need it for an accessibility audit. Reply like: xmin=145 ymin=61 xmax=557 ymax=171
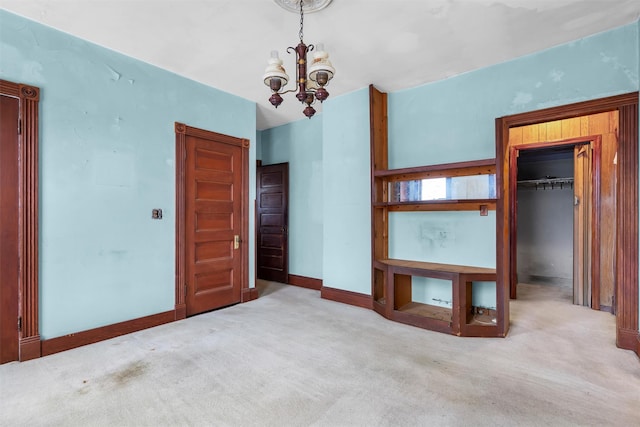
xmin=174 ymin=122 xmax=251 ymax=320
xmin=496 ymin=92 xmax=639 ymax=354
xmin=0 ymin=80 xmax=41 ymax=361
xmin=509 ymin=136 xmax=601 ymax=306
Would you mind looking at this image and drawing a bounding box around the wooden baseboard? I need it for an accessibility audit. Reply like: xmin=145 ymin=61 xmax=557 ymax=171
xmin=288 ymin=274 xmax=322 ymax=291
xmin=636 ymin=334 xmax=640 ymax=358
xmin=175 ymin=303 xmax=187 ymax=320
xmin=41 ymin=310 xmax=175 ymax=357
xmin=242 ymin=287 xmax=259 ymax=302
xmin=617 ymin=327 xmax=640 ymax=352
xmin=321 ymin=286 xmax=373 ymax=310
xmin=19 ymin=335 xmax=41 ymax=361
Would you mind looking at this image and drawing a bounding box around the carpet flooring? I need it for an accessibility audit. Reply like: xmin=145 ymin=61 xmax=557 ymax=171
xmin=1 ymin=280 xmax=639 ymax=426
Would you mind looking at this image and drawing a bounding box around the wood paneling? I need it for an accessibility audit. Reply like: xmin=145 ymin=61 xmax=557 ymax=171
xmin=616 ymin=103 xmax=638 ymax=351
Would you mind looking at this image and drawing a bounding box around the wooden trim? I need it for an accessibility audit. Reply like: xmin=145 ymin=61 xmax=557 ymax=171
xmin=370 ymin=85 xmax=389 ymax=315
xmin=369 ymin=84 xmax=388 ymax=173
xmin=175 ymin=122 xmax=249 ymax=148
xmin=18 ymin=336 xmax=41 ymax=361
xmin=174 ymin=123 xmax=250 ymax=318
xmin=616 ymin=328 xmax=640 ymax=354
xmin=288 ymin=274 xmax=322 ymax=290
xmin=636 ymin=334 xmax=640 ymax=357
xmin=241 ymin=287 xmax=259 ymax=302
xmin=495 ymin=116 xmax=510 ymax=331
xmin=497 ymin=92 xmax=639 ymax=351
xmin=385 ymin=200 xmax=496 ymax=212
xmin=321 ymin=286 xmax=373 ymax=310
xmin=374 ymin=158 xmax=495 ymax=177
xmin=41 ymin=310 xmax=175 ymax=356
xmin=616 ymin=102 xmax=639 ymax=351
xmin=508 ymin=146 xmax=519 ymax=297
xmin=174 ymin=124 xmax=187 ymax=320
xmin=499 ymin=92 xmax=638 ymax=127
xmin=1 ymin=80 xmax=41 ymax=361
xmin=241 ymin=137 xmax=250 ymax=302
xmin=590 ymin=137 xmax=602 ymax=310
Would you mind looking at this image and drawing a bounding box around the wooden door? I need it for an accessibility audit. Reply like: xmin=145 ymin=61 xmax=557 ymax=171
xmin=184 ymin=133 xmax=244 ymax=316
xmin=256 ymin=163 xmax=289 ymax=283
xmin=573 ymin=143 xmax=592 ymax=306
xmin=0 ymin=94 xmax=20 ymax=363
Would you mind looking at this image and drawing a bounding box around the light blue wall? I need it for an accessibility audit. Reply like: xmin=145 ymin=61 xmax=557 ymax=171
xmin=255 ymin=130 xmax=263 ymax=161
xmin=322 ymin=88 xmax=371 ymax=294
xmin=0 ymin=10 xmax=257 ymax=339
xmin=389 ymin=211 xmax=496 ymax=268
xmin=387 ymin=21 xmax=639 ymax=310
xmin=389 ymin=22 xmax=639 ymax=169
xmin=260 ymin=118 xmax=323 ymax=279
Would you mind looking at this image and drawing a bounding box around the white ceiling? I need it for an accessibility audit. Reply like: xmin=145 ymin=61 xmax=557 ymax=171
xmin=2 ymin=0 xmax=639 ymax=130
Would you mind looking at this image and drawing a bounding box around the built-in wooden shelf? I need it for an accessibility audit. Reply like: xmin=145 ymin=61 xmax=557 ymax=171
xmin=373 ymin=158 xmax=496 ymax=178
xmin=379 ymin=259 xmax=496 ymax=276
xmin=377 ymin=258 xmax=498 ymax=337
xmin=396 ymin=302 xmax=452 ymax=322
xmin=368 ymin=84 xmax=504 ymax=338
xmin=374 ymin=200 xmax=496 ymax=212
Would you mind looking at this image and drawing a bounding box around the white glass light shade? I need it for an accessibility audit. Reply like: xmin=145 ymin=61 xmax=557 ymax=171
xmin=308 ymin=47 xmax=335 ymax=84
xmin=262 ymin=51 xmax=289 ymax=87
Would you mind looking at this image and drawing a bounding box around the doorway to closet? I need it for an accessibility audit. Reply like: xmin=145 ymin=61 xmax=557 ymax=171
xmin=496 ymin=92 xmax=638 ymax=353
xmin=515 ymin=139 xmax=614 ymax=311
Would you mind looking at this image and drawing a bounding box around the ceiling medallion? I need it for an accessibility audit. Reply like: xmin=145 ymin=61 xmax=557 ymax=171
xmin=273 ymin=0 xmax=332 ymax=13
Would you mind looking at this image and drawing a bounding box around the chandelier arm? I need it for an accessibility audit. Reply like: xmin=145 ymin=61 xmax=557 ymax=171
xmin=278 ymin=88 xmax=299 ymax=96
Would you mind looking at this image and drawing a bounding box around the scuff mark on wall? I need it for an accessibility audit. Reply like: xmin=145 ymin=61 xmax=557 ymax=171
xmin=549 ymin=69 xmax=565 ymax=82
xmin=420 ymin=222 xmax=455 ymax=249
xmin=600 ymin=52 xmax=639 ymax=85
xmin=112 ymin=116 xmax=123 ymax=132
xmin=512 ymin=91 xmax=533 ymax=107
xmin=106 ymin=65 xmax=121 ymax=81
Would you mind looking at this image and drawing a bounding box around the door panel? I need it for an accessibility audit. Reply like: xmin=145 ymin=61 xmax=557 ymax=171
xmin=0 ymin=94 xmax=20 ymax=363
xmin=257 ymin=163 xmax=289 ymax=283
xmin=186 ymin=135 xmax=242 ymax=316
xmin=573 ymin=143 xmax=592 ymax=307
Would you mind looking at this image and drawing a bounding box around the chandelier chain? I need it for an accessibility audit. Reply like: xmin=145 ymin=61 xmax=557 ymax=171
xmin=299 ymin=0 xmax=304 ymax=42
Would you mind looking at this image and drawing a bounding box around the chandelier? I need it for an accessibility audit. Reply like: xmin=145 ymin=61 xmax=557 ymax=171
xmin=262 ymin=0 xmax=335 ymax=118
